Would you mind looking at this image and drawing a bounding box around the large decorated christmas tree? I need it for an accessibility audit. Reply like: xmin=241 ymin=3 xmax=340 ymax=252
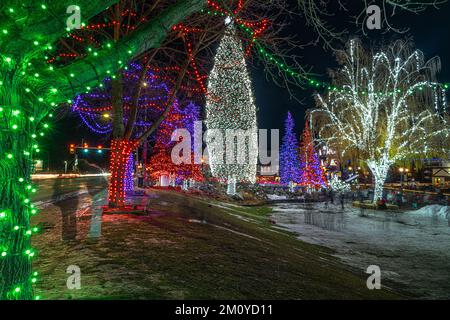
xmin=205 ymin=21 xmax=258 ymax=183
xmin=280 ymin=112 xmax=302 ymax=184
xmin=299 ymin=121 xmax=327 ymax=189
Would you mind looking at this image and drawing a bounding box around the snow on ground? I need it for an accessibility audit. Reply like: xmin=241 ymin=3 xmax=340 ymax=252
xmin=271 ymin=202 xmax=450 ymax=299
xmin=267 ymin=194 xmax=288 ymax=200
xmin=413 ymin=204 xmax=449 ymax=219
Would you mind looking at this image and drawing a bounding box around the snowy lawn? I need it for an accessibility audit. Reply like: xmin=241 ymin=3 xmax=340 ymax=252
xmin=271 ymin=202 xmax=450 ymax=299
xmin=32 ymin=189 xmax=399 ymax=299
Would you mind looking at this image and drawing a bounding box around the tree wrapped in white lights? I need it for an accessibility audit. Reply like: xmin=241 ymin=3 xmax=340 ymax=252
xmin=205 ymin=21 xmax=258 ymax=183
xmin=313 ymin=39 xmax=449 ymax=202
xmin=329 ymin=175 xmax=350 ymax=193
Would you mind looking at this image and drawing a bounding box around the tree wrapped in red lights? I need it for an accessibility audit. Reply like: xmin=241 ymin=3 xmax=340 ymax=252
xmin=50 ymin=0 xmax=209 ymax=207
xmin=299 ymin=121 xmax=328 ymax=189
xmin=148 ymin=102 xmax=203 ymax=183
xmin=74 ymin=62 xmax=204 ymax=203
xmin=109 ymin=139 xmax=139 ymax=206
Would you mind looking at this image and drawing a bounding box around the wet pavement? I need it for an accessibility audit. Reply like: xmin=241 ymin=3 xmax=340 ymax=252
xmin=271 ymin=202 xmax=450 ymax=299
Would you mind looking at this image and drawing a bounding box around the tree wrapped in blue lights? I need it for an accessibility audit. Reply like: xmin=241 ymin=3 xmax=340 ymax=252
xmin=280 ymin=112 xmax=301 ymax=184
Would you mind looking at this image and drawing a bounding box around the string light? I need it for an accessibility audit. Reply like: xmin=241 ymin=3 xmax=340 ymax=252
xmin=313 ymin=40 xmax=450 ymax=201
xmin=280 ymin=112 xmax=301 ymax=184
xmin=205 ymin=22 xmax=258 ymax=183
xmin=298 ymin=121 xmax=328 ymax=188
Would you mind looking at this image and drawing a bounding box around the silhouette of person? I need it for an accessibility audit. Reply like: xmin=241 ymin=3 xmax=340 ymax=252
xmin=52 ymin=177 xmax=78 ymax=241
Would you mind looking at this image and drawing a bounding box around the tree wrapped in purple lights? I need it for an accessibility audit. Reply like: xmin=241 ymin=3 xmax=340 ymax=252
xmin=72 ymin=63 xmax=175 ymax=136
xmin=73 ymin=63 xmax=203 ymax=192
xmin=280 ymin=112 xmax=302 ymax=184
xmin=124 ymin=153 xmax=134 ymax=192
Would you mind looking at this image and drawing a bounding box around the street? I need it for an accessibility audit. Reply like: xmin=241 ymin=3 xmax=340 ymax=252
xmin=32 ymin=176 xmax=108 ymax=203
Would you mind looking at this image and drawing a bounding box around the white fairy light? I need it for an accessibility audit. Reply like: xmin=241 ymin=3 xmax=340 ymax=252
xmin=313 ymin=40 xmax=449 ymax=202
xmin=329 ymin=175 xmax=350 ymax=193
xmin=205 ymin=24 xmax=258 ymax=183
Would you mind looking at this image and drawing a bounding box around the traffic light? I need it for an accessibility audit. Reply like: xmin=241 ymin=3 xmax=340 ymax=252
xmin=69 ymin=144 xmax=75 ymax=154
xmin=97 ymin=145 xmax=103 ymax=154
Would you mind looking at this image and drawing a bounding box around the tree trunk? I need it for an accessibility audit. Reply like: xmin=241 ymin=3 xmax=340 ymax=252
xmin=0 ymin=99 xmax=34 ymax=299
xmin=367 ymin=159 xmax=391 ymax=202
xmin=108 ymin=139 xmax=137 ymax=207
xmin=0 ymin=175 xmax=33 ymax=300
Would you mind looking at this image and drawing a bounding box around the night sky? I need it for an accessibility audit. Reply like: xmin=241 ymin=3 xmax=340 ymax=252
xmin=46 ymin=1 xmax=450 ymax=170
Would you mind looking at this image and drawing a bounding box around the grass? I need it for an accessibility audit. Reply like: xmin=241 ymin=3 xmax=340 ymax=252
xmin=32 ymin=188 xmax=403 ymax=299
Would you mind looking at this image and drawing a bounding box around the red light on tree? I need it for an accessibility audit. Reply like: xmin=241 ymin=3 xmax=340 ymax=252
xmin=298 ymin=121 xmax=328 ymax=189
xmin=108 ymin=139 xmax=138 ymax=207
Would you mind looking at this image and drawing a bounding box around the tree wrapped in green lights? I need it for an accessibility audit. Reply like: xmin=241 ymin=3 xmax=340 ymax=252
xmin=205 ymin=21 xmax=258 ymax=184
xmin=0 ymin=0 xmax=206 ymax=300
